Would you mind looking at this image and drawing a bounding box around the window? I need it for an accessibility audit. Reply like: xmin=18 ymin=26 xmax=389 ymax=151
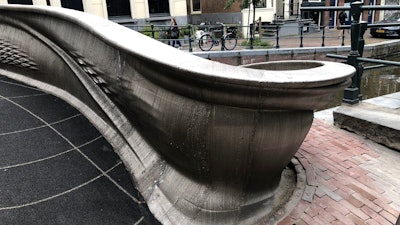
xmin=61 ymin=0 xmax=84 ymax=11
xmin=148 ymin=0 xmax=170 ymax=17
xmin=243 ymin=0 xmax=267 ymax=8
xmin=8 ymin=0 xmax=33 ymax=4
xmin=255 ymin=0 xmax=267 ymax=8
xmin=106 ymin=0 xmax=131 ymax=17
xmin=192 ymin=0 xmax=201 ymax=12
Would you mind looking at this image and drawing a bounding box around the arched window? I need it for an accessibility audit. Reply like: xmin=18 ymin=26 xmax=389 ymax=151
xmin=106 ymin=0 xmax=131 ymax=17
xmin=61 ymin=0 xmax=84 ymax=11
xmin=148 ymin=0 xmax=170 ymax=17
xmin=8 ymin=0 xmax=33 ymax=4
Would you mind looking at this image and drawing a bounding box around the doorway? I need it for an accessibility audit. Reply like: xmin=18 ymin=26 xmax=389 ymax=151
xmin=61 ymin=0 xmax=83 ymax=11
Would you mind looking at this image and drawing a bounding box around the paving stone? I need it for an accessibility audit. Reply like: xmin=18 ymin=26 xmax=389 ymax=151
xmin=326 ymin=207 xmax=355 ymax=225
xmin=302 ymin=185 xmax=316 ymax=203
xmin=283 ymin=119 xmax=400 ymax=224
xmin=380 ymin=210 xmax=399 ymax=224
xmin=346 ymin=194 xmax=365 ymax=208
xmin=352 ymin=192 xmax=382 ymax=213
xmin=346 ymin=183 xmax=378 ymax=201
xmin=339 ymin=200 xmax=370 ymax=220
xmin=346 ymin=213 xmax=366 ymax=225
xmin=365 ymin=218 xmax=383 ymax=225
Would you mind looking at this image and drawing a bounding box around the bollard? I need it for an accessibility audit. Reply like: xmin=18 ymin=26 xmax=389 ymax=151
xmin=276 ymin=25 xmax=280 ymax=49
xmin=151 ymin=24 xmax=155 ymax=38
xmin=188 ymin=25 xmax=193 ymax=52
xmin=299 ymin=25 xmax=304 ymax=48
xmin=343 ymin=1 xmax=364 ymax=104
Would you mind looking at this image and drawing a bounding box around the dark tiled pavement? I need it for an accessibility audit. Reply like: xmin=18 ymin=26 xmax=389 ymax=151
xmin=0 ymin=75 xmax=159 ymax=225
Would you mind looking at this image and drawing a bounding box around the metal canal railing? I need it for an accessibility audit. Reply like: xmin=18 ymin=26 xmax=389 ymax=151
xmin=302 ymin=3 xmax=400 ymax=104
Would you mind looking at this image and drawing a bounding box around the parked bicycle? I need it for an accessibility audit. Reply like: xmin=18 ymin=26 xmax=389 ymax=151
xmin=198 ymin=23 xmax=237 ymax=51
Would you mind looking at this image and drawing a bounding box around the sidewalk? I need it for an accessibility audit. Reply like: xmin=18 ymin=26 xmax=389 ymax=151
xmin=266 ymin=28 xmax=386 ymax=49
xmin=185 ymin=28 xmax=395 ymax=51
xmin=280 ymin=93 xmax=400 ymax=225
xmin=279 ymin=118 xmax=400 ymax=224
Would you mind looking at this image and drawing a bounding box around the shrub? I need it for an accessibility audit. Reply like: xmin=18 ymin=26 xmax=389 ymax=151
xmin=142 ymin=25 xmax=161 ymax=39
xmin=241 ymin=38 xmax=271 ymax=48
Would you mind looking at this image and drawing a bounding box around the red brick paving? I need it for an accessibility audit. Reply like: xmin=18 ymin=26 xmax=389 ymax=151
xmin=278 ymin=119 xmax=400 ymax=225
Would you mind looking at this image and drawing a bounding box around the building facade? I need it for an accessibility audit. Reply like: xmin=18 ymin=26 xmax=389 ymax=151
xmin=186 ymin=0 xmax=242 ymax=25
xmin=185 ymin=0 xmax=301 ymax=26
xmin=302 ymin=0 xmax=384 ymax=29
xmin=0 ymin=0 xmax=390 ymax=32
xmin=0 ymin=0 xmax=189 ymax=26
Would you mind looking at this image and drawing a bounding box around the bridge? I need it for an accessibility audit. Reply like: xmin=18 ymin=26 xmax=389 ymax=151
xmin=1 ymin=4 xmax=399 ymax=225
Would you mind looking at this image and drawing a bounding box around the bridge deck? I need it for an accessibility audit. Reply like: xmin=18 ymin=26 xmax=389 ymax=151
xmin=0 ymin=74 xmax=399 ymax=224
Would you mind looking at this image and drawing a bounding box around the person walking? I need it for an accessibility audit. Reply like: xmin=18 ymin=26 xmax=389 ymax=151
xmin=170 ymin=18 xmax=181 ymax=48
xmin=338 ymin=11 xmax=347 ymax=38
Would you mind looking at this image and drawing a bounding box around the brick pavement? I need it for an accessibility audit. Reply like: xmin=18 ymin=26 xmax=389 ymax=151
xmin=278 ymin=119 xmax=400 ymax=225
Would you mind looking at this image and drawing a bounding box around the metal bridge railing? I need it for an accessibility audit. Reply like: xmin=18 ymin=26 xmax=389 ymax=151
xmin=302 ymin=2 xmax=400 ymax=104
xmin=131 ymin=23 xmax=348 ymax=51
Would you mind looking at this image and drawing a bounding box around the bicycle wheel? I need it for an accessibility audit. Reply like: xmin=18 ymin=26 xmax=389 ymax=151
xmin=223 ymin=33 xmax=237 ymax=50
xmin=199 ymin=34 xmax=213 ymax=51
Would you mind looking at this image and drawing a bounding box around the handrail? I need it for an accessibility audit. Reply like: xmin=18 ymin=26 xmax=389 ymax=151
xmin=301 ymin=5 xmax=400 ymax=11
xmin=327 ymin=54 xmax=400 ymax=67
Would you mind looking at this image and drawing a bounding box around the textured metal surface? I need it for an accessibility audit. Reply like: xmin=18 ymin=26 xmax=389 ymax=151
xmin=0 ymin=5 xmax=355 ymax=225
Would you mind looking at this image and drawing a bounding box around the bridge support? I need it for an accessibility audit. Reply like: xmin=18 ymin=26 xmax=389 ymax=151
xmin=0 ymin=5 xmax=355 ymax=225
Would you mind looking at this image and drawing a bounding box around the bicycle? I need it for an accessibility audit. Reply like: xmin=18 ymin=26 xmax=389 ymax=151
xmin=198 ymin=24 xmax=237 ymax=51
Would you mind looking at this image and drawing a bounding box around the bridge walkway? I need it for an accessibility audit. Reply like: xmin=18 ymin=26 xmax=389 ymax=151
xmin=0 ymin=75 xmax=160 ymax=225
xmin=1 ymin=73 xmax=399 ymax=224
xmin=1 ymin=30 xmax=400 ymax=223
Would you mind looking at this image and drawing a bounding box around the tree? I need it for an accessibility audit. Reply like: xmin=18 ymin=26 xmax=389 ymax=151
xmin=225 ymin=0 xmax=262 ymax=48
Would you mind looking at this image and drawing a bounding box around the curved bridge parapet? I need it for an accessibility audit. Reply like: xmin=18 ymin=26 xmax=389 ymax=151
xmin=0 ymin=5 xmax=355 ymax=225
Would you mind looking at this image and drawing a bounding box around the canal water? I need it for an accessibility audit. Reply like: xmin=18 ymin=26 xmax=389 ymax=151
xmin=326 ymin=60 xmax=400 ymax=110
xmin=362 ymin=65 xmax=400 ymax=99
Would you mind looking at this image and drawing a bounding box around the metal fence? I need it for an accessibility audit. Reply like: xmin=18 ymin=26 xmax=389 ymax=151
xmin=131 ymin=22 xmax=348 ymax=52
xmin=302 ymin=3 xmax=400 ymax=104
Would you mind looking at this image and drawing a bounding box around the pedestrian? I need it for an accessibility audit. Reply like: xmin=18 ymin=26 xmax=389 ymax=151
xmin=338 ymin=11 xmax=347 ymax=38
xmin=170 ymin=18 xmax=181 ymax=48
